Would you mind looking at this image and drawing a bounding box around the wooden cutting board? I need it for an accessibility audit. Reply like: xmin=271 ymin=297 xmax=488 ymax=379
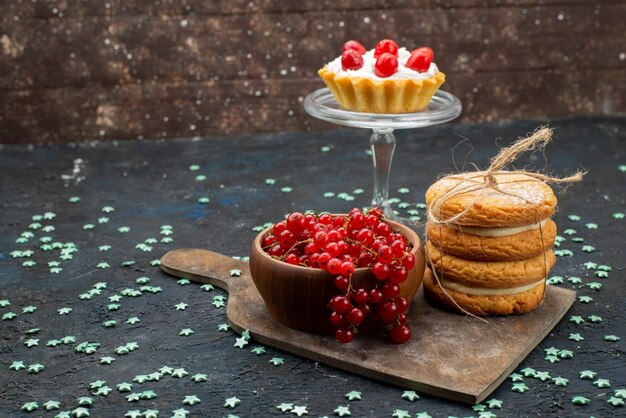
xmin=161 ymin=248 xmax=575 ymax=404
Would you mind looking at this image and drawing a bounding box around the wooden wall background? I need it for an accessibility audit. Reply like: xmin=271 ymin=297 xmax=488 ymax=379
xmin=0 ymin=0 xmax=624 ymax=144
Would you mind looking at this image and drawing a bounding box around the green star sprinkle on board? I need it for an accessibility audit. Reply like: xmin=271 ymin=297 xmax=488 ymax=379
xmin=124 ymin=411 xmax=142 ymax=418
xmin=200 ymin=284 xmax=214 ymax=292
xmin=229 ymin=269 xmax=242 ymax=277
xmin=595 ymin=271 xmax=609 ymax=278
xmin=580 ymin=370 xmax=597 ymax=379
xmin=291 ymin=405 xmax=308 ymax=416
xmin=133 ymin=375 xmax=148 ymax=383
xmin=118 ymin=226 xmax=131 ymax=233
xmin=276 ymin=403 xmax=293 ymax=412
xmin=172 ymin=368 xmax=188 ymax=378
xmin=345 ymin=391 xmax=361 ymax=401
xmin=61 ymin=336 xmax=76 ymax=344
xmin=175 ymin=302 xmax=188 ymax=311
xmin=10 ymin=360 xmax=26 ymax=371
xmin=140 ymin=390 xmax=157 ymax=400
xmin=520 ymin=367 xmax=536 ymax=377
xmin=594 ymin=378 xmax=611 ymax=388
xmin=581 ymin=245 xmax=596 ymax=252
xmin=478 ymin=412 xmax=497 ymax=418
xmin=588 ymin=315 xmax=602 ymax=323
xmin=234 ymin=336 xmax=249 ymax=348
xmin=486 ymin=398 xmax=502 ymax=409
xmin=99 ymin=245 xmax=111 ymax=251
xmin=613 ymin=212 xmax=625 ymax=219
xmin=159 ymin=366 xmax=173 ymax=375
xmin=218 ymin=323 xmax=230 ymax=332
xmin=415 ymin=412 xmax=433 ymax=418
xmin=68 ymin=196 xmax=81 ymax=203
xmin=96 ymin=262 xmax=110 ymax=269
xmin=72 ymin=407 xmax=90 ymax=417
xmin=83 ymin=224 xmax=95 ymax=230
xmin=24 ymin=338 xmax=39 ymax=347
xmin=578 ymin=295 xmax=593 ymax=303
xmin=571 ymin=396 xmax=590 ymax=405
xmin=191 ymin=373 xmax=208 ymax=382
xmin=89 ymin=380 xmax=106 ymax=389
xmin=25 ymin=328 xmax=40 ymax=335
xmin=224 ymin=397 xmax=241 ymax=408
xmin=509 ymin=373 xmax=524 ymax=382
xmin=107 ymin=303 xmax=121 ymax=311
xmin=171 ymin=408 xmax=189 ymax=417
xmin=117 ymin=383 xmax=133 ymax=392
xmin=544 ymin=347 xmax=559 ymax=356
xmin=569 ymin=333 xmax=584 ymax=341
xmin=570 ymin=315 xmax=585 ymax=324
xmin=568 ymin=214 xmax=581 ymax=221
xmin=587 ymin=282 xmax=602 ymax=290
xmin=43 ymin=400 xmax=61 ymax=410
xmin=554 ymin=249 xmax=573 ymax=257
xmin=126 ymin=393 xmax=141 ymax=402
xmin=177 ymin=278 xmax=191 ymax=285
xmin=94 ymin=386 xmax=112 ymax=396
xmin=511 ymin=383 xmax=529 ymax=393
xmin=147 ymin=372 xmax=162 ymax=381
xmin=103 ymin=320 xmax=117 ymax=328
xmin=547 ymin=276 xmax=563 ymax=285
xmin=22 ymin=305 xmax=37 ymax=314
xmin=198 ymin=197 xmax=210 ymax=204
xmin=100 ymin=356 xmax=115 ymax=365
xmin=583 ymin=261 xmax=598 ymax=269
xmin=150 ymin=259 xmax=161 ymax=266
xmin=391 ymin=409 xmax=410 ymax=418
xmin=251 ymin=346 xmax=266 ymax=355
xmin=334 ymin=405 xmax=351 ymax=416
xmin=604 ymin=335 xmax=620 ymax=342
xmin=545 ymin=355 xmax=559 ymax=364
xmin=179 ymin=328 xmax=194 ymax=336
xmin=76 ymin=397 xmax=93 ymax=406
xmin=126 ymin=316 xmax=140 ymax=325
xmin=401 ymin=390 xmax=419 ymax=401
xmin=559 ymin=350 xmax=573 ymax=359
xmin=611 ymin=389 xmax=626 ymax=400
xmin=280 ymin=187 xmax=292 ymax=193
xmin=472 ymin=404 xmax=486 ymax=412
xmin=567 ymin=276 xmax=582 ymax=284
xmin=143 ymin=410 xmax=159 ymax=418
xmin=23 ymin=260 xmax=36 ymax=267
xmin=585 ymin=222 xmax=598 ymax=229
xmin=21 ymin=402 xmax=39 ymax=412
xmin=2 ymin=312 xmax=17 ymax=320
xmin=265 ymin=178 xmax=276 ymax=185
xmin=98 ymin=217 xmax=109 ymax=224
xmin=552 ymin=377 xmax=569 ymax=386
xmin=534 ymin=371 xmax=551 ymax=381
xmin=608 ymin=397 xmax=625 ymax=407
xmin=269 ymin=357 xmax=284 ymax=366
xmin=183 ymin=395 xmax=201 ymax=405
xmin=0 ymin=299 xmax=10 ymax=307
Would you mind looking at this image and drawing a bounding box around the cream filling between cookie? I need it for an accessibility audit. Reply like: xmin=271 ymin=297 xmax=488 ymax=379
xmin=442 ymin=278 xmax=544 ymax=296
xmin=449 ymin=219 xmax=547 ymax=237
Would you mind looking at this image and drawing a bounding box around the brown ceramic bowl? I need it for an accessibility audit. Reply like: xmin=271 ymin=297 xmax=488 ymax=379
xmin=249 ymin=218 xmax=425 ymax=334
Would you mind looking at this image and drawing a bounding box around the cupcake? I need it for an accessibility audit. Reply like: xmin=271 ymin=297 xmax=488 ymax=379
xmin=423 ymin=171 xmax=558 ymax=316
xmin=318 ymin=39 xmax=446 ymax=113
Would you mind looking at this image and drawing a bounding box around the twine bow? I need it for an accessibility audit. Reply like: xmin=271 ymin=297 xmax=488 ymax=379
xmin=425 ymin=126 xmax=586 ymax=319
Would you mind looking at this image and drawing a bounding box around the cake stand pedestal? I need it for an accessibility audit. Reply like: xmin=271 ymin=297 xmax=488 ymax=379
xmin=304 ymin=88 xmax=462 ymax=221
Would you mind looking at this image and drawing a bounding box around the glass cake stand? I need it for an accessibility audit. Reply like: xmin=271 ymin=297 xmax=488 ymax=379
xmin=304 ymin=88 xmax=462 ymax=221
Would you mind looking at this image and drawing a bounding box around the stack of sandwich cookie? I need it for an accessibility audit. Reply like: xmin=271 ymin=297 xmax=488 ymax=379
xmin=424 ymin=171 xmax=558 ymax=316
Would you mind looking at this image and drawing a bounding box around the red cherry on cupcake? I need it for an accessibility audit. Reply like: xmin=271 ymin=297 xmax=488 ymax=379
xmin=374 ymin=39 xmax=399 ymax=58
xmin=342 ymin=40 xmax=366 ymax=55
xmin=341 ymin=50 xmax=364 ymax=71
xmin=374 ymin=52 xmax=398 ymax=77
xmin=406 ymin=47 xmax=434 ymax=72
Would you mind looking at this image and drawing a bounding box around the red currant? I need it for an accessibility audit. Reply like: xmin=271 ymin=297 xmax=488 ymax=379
xmin=278 ymin=230 xmax=296 ymax=249
xmin=329 ymin=311 xmax=346 ymax=327
xmin=370 ymin=288 xmax=384 ymax=304
xmin=340 ymin=261 xmax=355 ymax=277
xmin=378 ymin=302 xmax=398 ymax=324
xmin=357 ymin=251 xmax=374 ymax=268
xmin=318 ymin=213 xmax=333 ymax=224
xmin=376 ymin=245 xmax=394 ymax=264
xmin=390 ymin=239 xmax=407 ymax=258
xmin=318 ymin=252 xmax=331 ymax=270
xmin=390 ymin=324 xmax=411 ymax=343
xmin=273 ymin=221 xmax=287 ymax=235
xmin=372 ymin=262 xmax=390 ymax=280
xmin=341 ymin=49 xmax=364 ymax=71
xmin=374 ymin=39 xmax=398 ymax=58
xmin=335 ymin=327 xmax=353 ymax=344
xmin=381 ymin=282 xmax=400 ymax=299
xmin=395 ymin=296 xmax=409 ymax=314
xmin=374 ymin=52 xmax=398 ymax=78
xmin=334 ymin=275 xmax=350 ymax=291
xmin=330 ymin=296 xmax=351 ymax=314
xmin=353 ymin=288 xmax=369 ymax=305
xmin=327 ymin=258 xmax=342 ymax=275
xmin=389 ymin=264 xmax=408 ymax=284
xmin=284 ymin=253 xmax=299 ymax=265
xmin=345 ymin=307 xmax=365 ymax=325
xmin=314 ymin=231 xmax=329 ymax=247
xmin=402 ymin=252 xmax=416 ymax=269
xmin=261 ymin=235 xmax=276 ymax=248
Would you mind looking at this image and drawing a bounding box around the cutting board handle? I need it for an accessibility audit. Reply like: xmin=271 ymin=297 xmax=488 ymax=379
xmin=160 ymin=248 xmax=249 ymax=293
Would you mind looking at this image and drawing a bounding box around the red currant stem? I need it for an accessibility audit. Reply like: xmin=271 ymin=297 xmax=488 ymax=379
xmin=276 ymin=238 xmax=313 ymax=262
xmin=344 ymin=237 xmax=378 ymax=257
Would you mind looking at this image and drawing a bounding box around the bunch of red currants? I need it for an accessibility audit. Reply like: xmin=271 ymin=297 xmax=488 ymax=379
xmin=261 ymin=208 xmax=415 ymax=344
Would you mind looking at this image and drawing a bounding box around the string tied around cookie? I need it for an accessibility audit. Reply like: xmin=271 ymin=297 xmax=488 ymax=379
xmin=426 ymin=126 xmax=586 ymax=320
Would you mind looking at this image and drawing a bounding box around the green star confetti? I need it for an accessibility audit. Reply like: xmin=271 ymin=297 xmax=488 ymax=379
xmin=578 ymin=295 xmax=593 ymax=303
xmin=200 ymin=284 xmax=214 ymax=292
xmin=22 ymin=305 xmax=37 ymax=314
xmin=133 ymin=375 xmax=148 ymax=383
xmin=614 ymin=389 xmax=626 ymax=398
xmin=198 ymin=197 xmax=210 ymax=204
xmin=547 ymin=276 xmax=563 ymax=285
xmin=251 ymin=346 xmax=266 ymax=355
xmin=568 ymin=215 xmax=581 ymax=221
xmin=291 ymin=405 xmax=308 ymax=416
xmin=269 ymin=357 xmax=284 ymax=366
xmin=61 ymin=336 xmax=76 ymax=344
xmin=391 ymin=410 xmax=410 ymax=418
xmin=276 ymin=403 xmax=294 ymax=412
xmin=486 ymin=398 xmax=502 ymax=409
xmin=125 ymin=316 xmax=139 ymax=325
xmin=552 ymin=377 xmax=569 ymax=386
xmin=544 ymin=347 xmax=559 ymax=356
xmin=94 ymin=386 xmax=112 ymax=396
xmin=472 ymin=404 xmax=485 ymax=412
xmin=334 ymin=405 xmax=351 ymax=416
xmin=126 ymin=393 xmax=141 ymax=402
xmin=224 ymin=397 xmax=240 ymax=408
xmin=587 ymin=282 xmax=602 ymax=290
xmin=567 ymin=276 xmax=582 ymax=284
xmin=595 ymin=271 xmax=609 ymax=278
xmin=613 ymin=212 xmax=625 ymax=219
xmin=512 ymin=383 xmax=529 ymax=393
xmin=183 ymin=395 xmax=201 ymax=405
xmin=604 ymin=335 xmax=620 ymax=342
xmin=534 ymin=371 xmax=551 ymax=381
xmin=172 ymin=368 xmax=188 ymax=378
xmin=99 ymin=245 xmax=111 ymax=251
xmin=143 ymin=411 xmax=158 ymax=418
xmin=191 ymin=373 xmax=208 ymax=382
xmin=103 ymin=320 xmax=117 ymax=328
xmin=509 ymin=373 xmax=524 ymax=382
xmin=96 ymin=262 xmax=110 ymax=269
xmin=559 ymin=350 xmax=574 ymax=359
xmin=89 ymin=380 xmax=106 ymax=389
xmin=580 ymin=370 xmax=596 ymax=379
xmin=189 ymin=164 xmax=200 ymax=171
xmin=608 ymin=397 xmax=625 ymax=407
xmin=117 ymin=383 xmax=133 ymax=392
xmin=100 ymin=356 xmax=115 ymax=365
xmin=581 ymin=245 xmax=596 ymax=253
xmin=520 ymin=367 xmax=536 ymax=377
xmin=43 ymin=400 xmax=60 ymax=410
xmin=147 ymin=372 xmax=162 ymax=381
xmin=234 ymin=336 xmax=249 ymax=348
xmin=24 ymin=339 xmax=39 ymax=347
xmin=76 ymin=397 xmax=93 ymax=406
xmin=571 ymin=396 xmax=590 ymax=405
xmin=2 ymin=312 xmax=17 ymax=320
xmin=179 ymin=328 xmax=194 ymax=336
xmin=345 ymin=391 xmax=361 ymax=401
xmin=68 ymin=196 xmax=81 ymax=203
xmin=588 ymin=315 xmax=602 ymax=323
xmin=124 ymin=411 xmax=142 ymax=418
xmin=280 ymin=187 xmax=292 ymax=193
xmin=171 ymin=408 xmax=189 ymax=417
xmin=545 ymin=355 xmax=559 ymax=364
xmin=265 ymin=178 xmax=276 ymax=185
xmin=569 ymin=316 xmax=585 ymax=324
xmin=140 ymin=390 xmax=157 ymax=400
xmin=401 ymin=390 xmax=419 ymax=401
xmin=229 ymin=269 xmax=242 ymax=277
xmin=10 ymin=360 xmax=26 ymax=370
xmin=415 ymin=413 xmax=432 ymax=418
xmin=21 ymin=402 xmax=39 ymax=412
xmin=569 ymin=333 xmax=584 ymax=341
xmin=594 ymin=378 xmax=611 ymax=388
xmin=175 ymin=302 xmax=188 ymax=311
xmin=159 ymin=366 xmax=173 ymax=375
